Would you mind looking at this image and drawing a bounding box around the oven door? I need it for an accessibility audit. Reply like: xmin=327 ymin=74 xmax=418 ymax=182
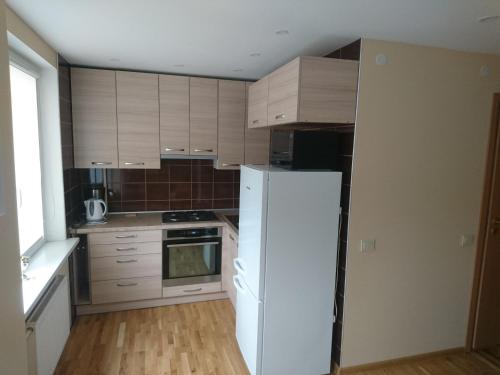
xmin=163 ymin=238 xmax=222 ymax=280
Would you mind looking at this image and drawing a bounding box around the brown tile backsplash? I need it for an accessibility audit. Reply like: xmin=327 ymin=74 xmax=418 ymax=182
xmin=106 ymin=159 xmax=239 ymax=212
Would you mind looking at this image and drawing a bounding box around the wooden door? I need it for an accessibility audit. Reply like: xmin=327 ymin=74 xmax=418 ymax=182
xmin=247 ymin=76 xmax=269 ymax=128
xmin=267 ymin=57 xmax=300 ymax=126
xmin=245 ymin=82 xmax=270 ymax=165
xmin=217 ymin=80 xmax=245 ymax=168
xmin=159 ymin=75 xmax=189 ymax=156
xmin=474 ymin=95 xmax=500 ymax=349
xmin=71 ymin=68 xmax=118 ymax=168
xmin=189 ymin=77 xmax=218 ymax=156
xmin=116 ymin=71 xmax=160 ymax=169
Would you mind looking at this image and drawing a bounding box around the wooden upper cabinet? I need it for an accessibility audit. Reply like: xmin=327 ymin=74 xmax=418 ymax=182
xmin=247 ymin=76 xmax=269 ymax=129
xmin=245 ymin=82 xmax=270 ymax=165
xmin=116 ymin=71 xmax=160 ymax=169
xmin=216 ymin=80 xmax=245 ymax=169
xmin=189 ymin=77 xmax=218 ymax=156
xmin=159 ymin=75 xmax=189 ymax=156
xmin=71 ymin=68 xmax=118 ymax=168
xmin=268 ymin=58 xmax=300 ymax=125
xmin=265 ymin=56 xmax=359 ymax=126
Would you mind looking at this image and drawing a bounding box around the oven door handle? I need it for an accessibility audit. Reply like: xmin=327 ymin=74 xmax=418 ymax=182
xmin=166 ymin=241 xmax=220 ymax=248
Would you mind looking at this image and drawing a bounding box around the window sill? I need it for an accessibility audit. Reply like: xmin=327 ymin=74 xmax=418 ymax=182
xmin=22 ymin=238 xmax=79 ymax=318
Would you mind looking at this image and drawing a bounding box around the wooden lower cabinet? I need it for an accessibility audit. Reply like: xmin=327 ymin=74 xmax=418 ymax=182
xmin=221 ymin=224 xmax=238 ymax=308
xmin=92 ymin=276 xmax=162 ymax=304
xmin=90 ymin=253 xmax=161 ymax=281
xmin=163 ymin=281 xmax=221 ymax=298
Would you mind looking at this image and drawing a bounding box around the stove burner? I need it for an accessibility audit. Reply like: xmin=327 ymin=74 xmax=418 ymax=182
xmin=162 ymin=210 xmax=218 ymax=223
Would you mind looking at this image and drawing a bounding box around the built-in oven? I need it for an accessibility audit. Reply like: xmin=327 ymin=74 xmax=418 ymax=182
xmin=162 ymin=227 xmax=222 ymax=287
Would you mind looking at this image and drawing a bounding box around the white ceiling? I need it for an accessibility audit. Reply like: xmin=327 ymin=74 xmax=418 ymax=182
xmin=6 ymin=0 xmax=500 ymax=80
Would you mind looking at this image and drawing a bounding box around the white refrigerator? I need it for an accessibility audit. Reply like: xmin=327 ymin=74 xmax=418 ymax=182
xmin=233 ymin=165 xmax=342 ymax=375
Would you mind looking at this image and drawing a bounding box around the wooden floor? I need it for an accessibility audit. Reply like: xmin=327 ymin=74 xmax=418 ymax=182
xmin=56 ymin=299 xmax=500 ymax=375
xmin=55 ymin=299 xmax=249 ymax=375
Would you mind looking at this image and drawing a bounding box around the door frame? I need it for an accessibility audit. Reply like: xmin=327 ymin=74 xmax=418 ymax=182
xmin=466 ymin=93 xmax=500 ymax=351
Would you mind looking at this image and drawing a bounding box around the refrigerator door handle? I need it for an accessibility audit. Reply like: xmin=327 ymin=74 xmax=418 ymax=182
xmin=233 ymin=275 xmax=246 ymax=294
xmin=233 ymin=258 xmax=246 ymax=275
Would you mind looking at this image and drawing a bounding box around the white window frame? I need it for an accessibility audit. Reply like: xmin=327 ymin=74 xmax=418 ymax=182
xmin=9 ymin=50 xmax=46 ymax=258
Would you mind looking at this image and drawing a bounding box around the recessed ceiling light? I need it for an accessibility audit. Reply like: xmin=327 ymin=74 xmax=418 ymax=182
xmin=172 ymin=64 xmax=185 ymax=67
xmin=250 ymin=53 xmax=261 ymax=57
xmin=109 ymin=58 xmax=120 ymax=62
xmin=275 ymin=29 xmax=289 ymax=36
xmin=232 ymin=68 xmax=243 ymax=72
xmin=477 ymin=15 xmax=499 ymax=23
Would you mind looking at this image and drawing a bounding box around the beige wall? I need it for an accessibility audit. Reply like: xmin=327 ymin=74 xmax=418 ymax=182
xmin=341 ymin=39 xmax=500 ymax=367
xmin=0 ymin=1 xmax=28 ymax=374
xmin=6 ymin=6 xmax=56 ymax=67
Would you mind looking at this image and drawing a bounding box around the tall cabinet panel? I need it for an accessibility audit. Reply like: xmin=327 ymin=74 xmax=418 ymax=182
xmin=245 ymin=83 xmax=270 ymax=165
xmin=71 ymin=68 xmax=118 ymax=168
xmin=116 ymin=71 xmax=160 ymax=169
xmin=159 ymin=75 xmax=190 ymax=156
xmin=189 ymin=77 xmax=218 ymax=156
xmin=217 ymin=80 xmax=245 ymax=169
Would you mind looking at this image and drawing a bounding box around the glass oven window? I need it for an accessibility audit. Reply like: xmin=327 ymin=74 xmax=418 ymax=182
xmin=168 ymin=242 xmax=218 ymax=279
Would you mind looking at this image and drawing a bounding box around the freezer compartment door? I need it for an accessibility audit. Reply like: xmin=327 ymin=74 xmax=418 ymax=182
xmin=237 ymin=166 xmax=268 ymax=299
xmin=234 ymin=274 xmax=263 ymax=375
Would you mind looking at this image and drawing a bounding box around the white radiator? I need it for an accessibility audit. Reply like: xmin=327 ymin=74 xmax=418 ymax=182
xmin=26 ymin=275 xmax=70 ymax=375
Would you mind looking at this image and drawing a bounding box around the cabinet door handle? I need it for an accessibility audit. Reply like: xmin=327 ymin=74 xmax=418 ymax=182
xmin=275 ymin=113 xmax=286 ymax=120
xmin=117 ymin=282 xmax=138 ymax=287
xmin=229 ymin=234 xmax=236 ymax=241
xmin=183 ymin=288 xmax=202 ymax=293
xmin=165 ymin=147 xmax=185 ymax=152
xmin=91 ymin=161 xmax=112 ymax=166
xmin=116 ymin=247 xmax=137 ymax=252
xmin=116 ymin=259 xmax=138 ymax=264
xmin=252 ymin=119 xmax=259 ymax=124
xmin=193 ymin=149 xmax=213 ymax=153
xmin=115 ymin=234 xmax=137 ymax=239
xmin=222 ymin=163 xmax=239 ymax=167
xmin=123 ymin=162 xmax=145 ymax=166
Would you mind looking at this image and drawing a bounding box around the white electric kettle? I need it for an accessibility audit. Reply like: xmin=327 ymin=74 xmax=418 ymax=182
xmin=84 ymin=198 xmax=107 ymax=223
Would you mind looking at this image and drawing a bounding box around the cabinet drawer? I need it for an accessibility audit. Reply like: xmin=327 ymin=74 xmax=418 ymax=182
xmin=163 ymin=281 xmax=221 ymax=298
xmin=90 ymin=241 xmax=161 ymax=258
xmin=91 ymin=276 xmax=162 ymax=304
xmin=88 ymin=230 xmax=161 ymax=245
xmin=90 ymin=254 xmax=161 ymax=281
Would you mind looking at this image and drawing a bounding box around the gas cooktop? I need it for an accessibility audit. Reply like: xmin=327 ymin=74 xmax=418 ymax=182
xmin=162 ymin=210 xmax=218 ymax=223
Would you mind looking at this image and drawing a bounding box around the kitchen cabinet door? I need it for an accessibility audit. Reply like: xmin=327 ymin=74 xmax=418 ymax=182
xmin=71 ymin=68 xmax=118 ymax=168
xmin=189 ymin=77 xmax=218 ymax=156
xmin=159 ymin=75 xmax=189 ymax=156
xmin=117 ymin=71 xmax=160 ymax=169
xmin=267 ymin=58 xmax=300 ymax=126
xmin=222 ymin=224 xmax=238 ymax=309
xmin=247 ymin=76 xmax=269 ymax=129
xmin=245 ymin=82 xmax=270 ymax=165
xmin=216 ymin=80 xmax=245 ymax=169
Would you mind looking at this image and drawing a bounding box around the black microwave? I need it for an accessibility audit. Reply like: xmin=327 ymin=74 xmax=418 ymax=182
xmin=270 ymin=129 xmax=340 ymax=170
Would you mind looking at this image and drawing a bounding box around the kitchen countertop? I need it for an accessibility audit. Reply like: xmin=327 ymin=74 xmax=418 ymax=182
xmin=23 ymin=238 xmax=79 ymax=318
xmin=71 ymin=212 xmax=227 ymax=234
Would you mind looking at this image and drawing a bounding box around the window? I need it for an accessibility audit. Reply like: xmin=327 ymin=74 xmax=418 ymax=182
xmin=9 ymin=63 xmax=44 ymax=255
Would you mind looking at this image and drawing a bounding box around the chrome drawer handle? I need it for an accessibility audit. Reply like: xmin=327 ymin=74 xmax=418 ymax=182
xmin=222 ymin=163 xmax=239 ymax=167
xmin=91 ymin=161 xmax=112 ymax=166
xmin=116 ymin=259 xmax=138 ymax=264
xmin=183 ymin=288 xmax=202 ymax=293
xmin=117 ymin=282 xmax=138 ymax=287
xmin=193 ymin=149 xmax=213 ymax=153
xmin=116 ymin=247 xmax=137 ymax=252
xmin=123 ymin=162 xmax=145 ymax=166
xmin=115 ymin=234 xmax=137 ymax=239
xmin=252 ymin=119 xmax=259 ymax=124
xmin=165 ymin=147 xmax=185 ymax=152
xmin=275 ymin=113 xmax=286 ymax=120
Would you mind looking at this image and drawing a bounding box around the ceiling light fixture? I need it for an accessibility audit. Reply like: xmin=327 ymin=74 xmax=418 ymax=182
xmin=109 ymin=58 xmax=120 ymax=62
xmin=477 ymin=15 xmax=499 ymax=23
xmin=250 ymin=53 xmax=261 ymax=57
xmin=275 ymin=29 xmax=289 ymax=36
xmin=172 ymin=64 xmax=185 ymax=67
xmin=232 ymin=68 xmax=243 ymax=72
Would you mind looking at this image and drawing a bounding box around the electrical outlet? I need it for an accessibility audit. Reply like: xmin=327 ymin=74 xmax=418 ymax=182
xmin=360 ymin=239 xmax=376 ymax=253
xmin=460 ymin=234 xmax=475 ymax=248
